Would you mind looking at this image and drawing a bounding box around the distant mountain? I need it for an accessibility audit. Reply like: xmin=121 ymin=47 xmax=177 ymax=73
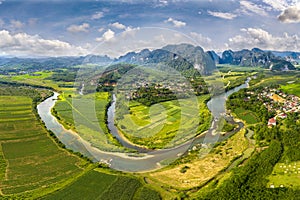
xmin=117 ymin=43 xmax=216 ymax=75
xmin=1 ymin=45 xmax=298 ymax=74
xmin=271 ymin=51 xmax=300 ymax=64
xmin=0 ymin=55 xmax=113 ymax=74
xmin=207 ymin=51 xmax=219 ymax=64
xmin=213 ymin=48 xmax=296 ymax=71
xmin=219 ymin=48 xmax=274 ymax=66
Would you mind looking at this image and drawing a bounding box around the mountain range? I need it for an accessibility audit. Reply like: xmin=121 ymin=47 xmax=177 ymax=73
xmin=209 ymin=47 xmax=297 ymax=70
xmin=0 ymin=44 xmax=298 ymax=74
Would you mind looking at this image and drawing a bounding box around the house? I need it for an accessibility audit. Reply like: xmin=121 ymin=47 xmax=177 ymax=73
xmin=268 ymin=118 xmax=276 ymax=126
xmin=278 ymin=113 xmax=287 ymax=119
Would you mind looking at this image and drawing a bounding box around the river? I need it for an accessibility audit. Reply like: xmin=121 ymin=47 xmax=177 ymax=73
xmin=37 ymin=78 xmax=249 ymax=172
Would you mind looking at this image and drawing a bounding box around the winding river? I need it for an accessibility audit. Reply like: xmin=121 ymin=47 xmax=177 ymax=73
xmin=37 ymin=79 xmax=249 ymax=172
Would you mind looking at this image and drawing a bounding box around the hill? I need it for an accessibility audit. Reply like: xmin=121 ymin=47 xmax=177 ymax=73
xmin=212 ymin=48 xmax=296 ymax=71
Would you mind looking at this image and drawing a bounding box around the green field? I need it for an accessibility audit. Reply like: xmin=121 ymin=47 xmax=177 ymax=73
xmin=280 ymin=83 xmax=300 ymax=97
xmin=233 ymin=107 xmax=260 ymax=124
xmin=116 ymin=95 xmax=211 ymax=149
xmin=268 ymin=161 xmax=300 ymax=188
xmin=0 ymin=70 xmax=78 ymax=94
xmin=53 ymin=92 xmax=124 ymax=151
xmin=43 ymin=169 xmax=160 ymax=200
xmin=0 ymin=96 xmax=83 ymax=197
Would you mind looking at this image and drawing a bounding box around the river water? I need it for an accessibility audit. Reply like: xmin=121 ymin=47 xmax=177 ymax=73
xmin=37 ymin=79 xmax=249 ymax=172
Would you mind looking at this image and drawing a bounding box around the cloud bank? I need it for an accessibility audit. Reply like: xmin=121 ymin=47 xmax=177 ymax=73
xmin=228 ymin=28 xmax=300 ymax=51
xmin=0 ymin=30 xmax=87 ymax=57
xmin=278 ymin=6 xmax=300 ymax=23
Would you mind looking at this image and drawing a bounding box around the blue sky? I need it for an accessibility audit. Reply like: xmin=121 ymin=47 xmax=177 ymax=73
xmin=0 ymin=0 xmax=299 ymax=57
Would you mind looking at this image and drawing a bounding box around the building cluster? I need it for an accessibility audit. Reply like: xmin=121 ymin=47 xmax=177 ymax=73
xmin=246 ymin=87 xmax=300 ymax=127
xmin=117 ymin=80 xmax=194 ymax=100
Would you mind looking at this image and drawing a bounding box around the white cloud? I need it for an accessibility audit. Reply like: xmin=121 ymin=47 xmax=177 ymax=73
xmin=278 ymin=6 xmax=300 ymax=23
xmin=190 ymin=32 xmax=212 ymax=46
xmin=262 ymin=0 xmax=289 ymax=11
xmin=228 ymin=28 xmax=300 ymax=51
xmin=96 ymin=29 xmax=115 ymax=42
xmin=10 ymin=20 xmax=23 ymax=29
xmin=239 ymin=1 xmax=268 ymax=16
xmin=120 ymin=27 xmax=140 ymax=38
xmin=91 ymin=11 xmax=104 ymax=20
xmin=262 ymin=0 xmax=298 ymax=11
xmin=164 ymin=17 xmax=186 ymax=27
xmin=98 ymin=27 xmax=104 ymax=32
xmin=207 ymin=11 xmax=237 ymax=19
xmin=155 ymin=0 xmax=168 ymax=7
xmin=110 ymin=22 xmax=126 ymax=29
xmin=0 ymin=30 xmax=87 ymax=57
xmin=189 ymin=32 xmax=214 ymax=50
xmin=90 ymin=27 xmax=211 ymax=57
xmin=67 ymin=23 xmax=89 ymax=33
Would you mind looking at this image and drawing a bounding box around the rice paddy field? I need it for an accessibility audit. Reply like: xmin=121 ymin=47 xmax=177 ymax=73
xmin=116 ymin=95 xmax=211 ymax=149
xmin=43 ymin=169 xmax=160 ymax=200
xmin=0 ymin=96 xmax=83 ymax=198
xmin=280 ymin=83 xmax=300 ymax=97
xmin=53 ymin=92 xmax=124 ymax=151
xmin=233 ymin=107 xmax=260 ymax=124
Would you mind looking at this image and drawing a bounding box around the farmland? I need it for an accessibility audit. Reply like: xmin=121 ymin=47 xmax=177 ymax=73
xmin=268 ymin=161 xmax=300 ymax=189
xmin=233 ymin=107 xmax=260 ymax=124
xmin=43 ymin=169 xmax=160 ymax=200
xmin=0 ymin=86 xmax=161 ymax=199
xmin=0 ymin=95 xmax=84 ymax=198
xmin=281 ymin=82 xmax=300 ymax=97
xmin=53 ymin=92 xmax=124 ymax=151
xmin=0 ymin=55 xmax=299 ymax=199
xmin=147 ymin=128 xmax=249 ymax=190
xmin=116 ymin=95 xmax=211 ymax=149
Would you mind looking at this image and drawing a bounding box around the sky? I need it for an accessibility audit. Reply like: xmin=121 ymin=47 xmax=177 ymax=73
xmin=0 ymin=0 xmax=299 ymax=57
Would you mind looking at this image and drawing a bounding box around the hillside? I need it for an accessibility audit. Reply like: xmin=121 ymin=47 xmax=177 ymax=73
xmin=212 ymin=48 xmax=296 ymax=70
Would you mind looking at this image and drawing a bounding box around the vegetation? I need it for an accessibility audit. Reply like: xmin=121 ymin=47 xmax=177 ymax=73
xmin=116 ymin=95 xmax=211 ymax=149
xmin=233 ymin=107 xmax=260 ymax=124
xmin=1 ymin=61 xmax=299 ymax=199
xmin=0 ymin=88 xmax=85 ymax=198
xmin=201 ymin=141 xmax=284 ymax=199
xmin=132 ymin=84 xmax=177 ymax=106
xmin=147 ymin=128 xmax=249 ymax=190
xmin=43 ymin=170 xmax=160 ymax=200
xmin=53 ymin=92 xmax=124 ymax=151
xmin=195 ymin=70 xmax=300 ymax=199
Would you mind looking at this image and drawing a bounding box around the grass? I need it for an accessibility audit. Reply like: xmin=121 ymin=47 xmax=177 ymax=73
xmin=267 ymin=161 xmax=300 ymax=189
xmin=116 ymin=95 xmax=211 ymax=149
xmin=0 ymin=96 xmax=83 ymax=196
xmin=43 ymin=169 xmax=161 ymax=200
xmin=100 ymin=176 xmax=141 ymax=200
xmin=53 ymin=92 xmax=124 ymax=151
xmin=134 ymin=186 xmax=162 ymax=200
xmin=280 ymin=83 xmax=300 ymax=97
xmin=147 ymin=128 xmax=248 ymax=189
xmin=1 ymin=70 xmax=77 ymax=93
xmin=42 ymin=170 xmax=117 ymax=200
xmin=204 ymin=67 xmax=256 ymax=91
xmin=234 ymin=107 xmax=260 ymax=124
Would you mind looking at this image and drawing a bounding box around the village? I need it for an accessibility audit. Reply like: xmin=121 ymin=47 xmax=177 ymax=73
xmin=246 ymin=87 xmax=300 ymax=127
xmin=115 ymin=77 xmax=195 ymax=100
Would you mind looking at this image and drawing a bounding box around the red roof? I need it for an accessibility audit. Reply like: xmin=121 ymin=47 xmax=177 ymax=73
xmin=269 ymin=118 xmax=276 ymax=123
xmin=268 ymin=118 xmax=276 ymax=126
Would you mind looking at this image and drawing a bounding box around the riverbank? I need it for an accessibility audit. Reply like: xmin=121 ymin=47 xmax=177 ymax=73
xmin=37 ymin=79 xmax=250 ymax=172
